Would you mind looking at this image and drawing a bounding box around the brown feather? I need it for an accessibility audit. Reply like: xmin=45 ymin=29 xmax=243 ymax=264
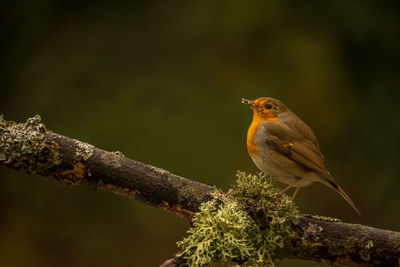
xmin=263 ymin=118 xmax=361 ymax=215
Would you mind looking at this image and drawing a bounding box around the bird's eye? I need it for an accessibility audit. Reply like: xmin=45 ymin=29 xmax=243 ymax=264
xmin=265 ymin=104 xmax=273 ymax=109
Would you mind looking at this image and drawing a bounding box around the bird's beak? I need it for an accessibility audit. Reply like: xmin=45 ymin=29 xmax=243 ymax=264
xmin=241 ymin=98 xmax=256 ymax=108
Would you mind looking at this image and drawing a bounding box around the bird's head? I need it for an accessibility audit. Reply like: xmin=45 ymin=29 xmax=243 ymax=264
xmin=241 ymin=97 xmax=287 ymax=121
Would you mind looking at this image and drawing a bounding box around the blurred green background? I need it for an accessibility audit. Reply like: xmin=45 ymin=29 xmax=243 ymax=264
xmin=1 ymin=1 xmax=399 ymax=266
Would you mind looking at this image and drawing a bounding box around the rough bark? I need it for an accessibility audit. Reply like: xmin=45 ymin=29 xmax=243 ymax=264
xmin=1 ymin=116 xmax=399 ymax=266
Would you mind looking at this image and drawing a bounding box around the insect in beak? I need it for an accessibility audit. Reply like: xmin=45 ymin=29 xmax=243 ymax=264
xmin=241 ymin=98 xmax=256 ymax=109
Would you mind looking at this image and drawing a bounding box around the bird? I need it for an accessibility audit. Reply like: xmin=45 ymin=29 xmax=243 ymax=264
xmin=242 ymin=97 xmax=361 ymax=215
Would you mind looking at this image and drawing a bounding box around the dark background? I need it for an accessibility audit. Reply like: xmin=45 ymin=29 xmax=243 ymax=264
xmin=1 ymin=1 xmax=399 ymax=266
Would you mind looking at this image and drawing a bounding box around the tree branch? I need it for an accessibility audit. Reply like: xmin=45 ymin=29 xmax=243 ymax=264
xmin=160 ymin=254 xmax=187 ymax=267
xmin=1 ymin=115 xmax=399 ymax=266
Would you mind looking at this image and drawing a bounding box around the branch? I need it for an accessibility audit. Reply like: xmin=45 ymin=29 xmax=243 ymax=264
xmin=0 ymin=115 xmax=212 ymax=220
xmin=160 ymin=254 xmax=187 ymax=267
xmin=1 ymin=115 xmax=399 ymax=266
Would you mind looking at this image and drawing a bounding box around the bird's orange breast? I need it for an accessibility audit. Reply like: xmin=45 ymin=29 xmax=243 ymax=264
xmin=247 ymin=116 xmax=277 ymax=157
xmin=247 ymin=121 xmax=261 ymax=157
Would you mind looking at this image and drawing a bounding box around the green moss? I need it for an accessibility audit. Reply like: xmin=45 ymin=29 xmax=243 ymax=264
xmin=0 ymin=115 xmax=61 ymax=174
xmin=365 ymin=240 xmax=373 ymax=249
xmin=177 ymin=171 xmax=299 ymax=267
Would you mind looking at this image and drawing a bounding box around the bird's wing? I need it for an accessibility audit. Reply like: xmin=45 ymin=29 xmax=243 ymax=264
xmin=262 ymin=121 xmax=361 ymax=215
xmin=263 ymin=122 xmax=335 ymax=184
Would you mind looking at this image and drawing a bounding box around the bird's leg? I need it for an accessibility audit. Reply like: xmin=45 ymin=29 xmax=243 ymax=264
xmin=278 ymin=180 xmax=300 ymax=198
xmin=278 ymin=184 xmax=293 ymax=197
xmin=291 ymin=186 xmax=300 ymax=201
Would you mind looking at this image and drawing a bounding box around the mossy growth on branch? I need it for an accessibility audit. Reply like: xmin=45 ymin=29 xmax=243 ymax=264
xmin=177 ymin=171 xmax=299 ymax=267
xmin=0 ymin=115 xmax=61 ymax=174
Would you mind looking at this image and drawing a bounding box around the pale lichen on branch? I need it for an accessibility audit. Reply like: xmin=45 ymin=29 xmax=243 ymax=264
xmin=177 ymin=172 xmax=299 ymax=267
xmin=0 ymin=115 xmax=61 ymax=173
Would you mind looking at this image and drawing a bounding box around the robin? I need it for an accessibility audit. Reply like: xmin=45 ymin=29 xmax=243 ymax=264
xmin=242 ymin=97 xmax=361 ymax=215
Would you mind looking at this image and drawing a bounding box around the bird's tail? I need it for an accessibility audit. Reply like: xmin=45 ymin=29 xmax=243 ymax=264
xmin=327 ymin=181 xmax=361 ymax=215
